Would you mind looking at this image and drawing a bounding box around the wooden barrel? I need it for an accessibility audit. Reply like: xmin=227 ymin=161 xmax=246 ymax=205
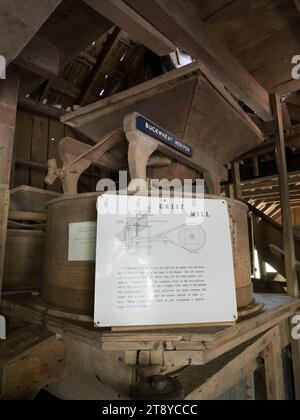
xmin=41 ymin=193 xmax=103 ymax=314
xmin=42 ymin=193 xmax=253 ymax=315
xmin=4 ymin=230 xmax=45 ymax=291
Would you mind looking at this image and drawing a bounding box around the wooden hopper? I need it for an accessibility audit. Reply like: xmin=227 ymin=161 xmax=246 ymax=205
xmin=61 ymin=62 xmax=264 ymax=175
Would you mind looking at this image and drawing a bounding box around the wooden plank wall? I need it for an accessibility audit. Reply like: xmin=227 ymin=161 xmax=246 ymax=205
xmin=13 ymin=110 xmax=98 ymax=193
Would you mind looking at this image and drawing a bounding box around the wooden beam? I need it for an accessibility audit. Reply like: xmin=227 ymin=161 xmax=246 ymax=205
xmin=14 ymin=36 xmax=60 ymax=78
xmin=276 ymin=79 xmax=300 ymax=96
xmin=78 ymin=27 xmax=121 ymax=106
xmin=237 ymin=136 xmax=300 ymax=162
xmin=0 ymin=67 xmax=20 ymax=302
xmin=0 ymin=188 xmax=9 ymax=303
xmin=0 ymin=0 xmax=62 ymax=65
xmin=84 ymin=0 xmax=176 ymax=56
xmin=232 ymin=162 xmax=242 ymax=200
xmin=272 ymin=93 xmax=299 ymax=298
xmin=15 ymin=159 xmax=101 ymax=179
xmin=124 ymin=0 xmax=272 ymax=121
xmin=0 ymin=69 xmax=20 ymax=186
xmin=244 ymin=188 xmax=300 ymax=200
xmin=18 ymin=97 xmax=66 ymax=121
xmin=51 ymin=77 xmax=81 ymax=99
xmin=8 ymin=211 xmax=47 ymax=223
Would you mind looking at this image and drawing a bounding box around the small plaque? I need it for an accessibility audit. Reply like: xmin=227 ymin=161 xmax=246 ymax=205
xmin=136 ymin=115 xmax=193 ymax=157
xmin=68 ymin=221 xmax=97 ymax=262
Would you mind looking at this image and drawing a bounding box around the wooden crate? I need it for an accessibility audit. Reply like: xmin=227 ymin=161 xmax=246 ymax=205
xmin=0 ymin=326 xmax=64 ymax=400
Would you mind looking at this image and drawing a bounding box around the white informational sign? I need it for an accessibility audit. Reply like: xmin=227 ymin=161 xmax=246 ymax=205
xmin=68 ymin=221 xmax=97 ymax=262
xmin=94 ymin=195 xmax=237 ymax=327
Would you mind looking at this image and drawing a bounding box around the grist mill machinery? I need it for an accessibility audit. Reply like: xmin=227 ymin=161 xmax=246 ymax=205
xmin=42 ymin=62 xmax=265 ymax=323
xmin=42 ymin=112 xmax=261 ymax=320
xmin=2 ymin=62 xmax=270 ymax=400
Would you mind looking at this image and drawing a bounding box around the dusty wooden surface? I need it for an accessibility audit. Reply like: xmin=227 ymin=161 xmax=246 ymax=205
xmin=0 ymin=325 xmax=64 ymax=400
xmin=2 ymin=294 xmax=299 ymax=360
xmin=2 ymin=293 xmax=300 ymax=400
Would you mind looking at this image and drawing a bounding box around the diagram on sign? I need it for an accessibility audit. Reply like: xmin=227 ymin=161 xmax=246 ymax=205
xmin=116 ymin=214 xmax=206 ymax=255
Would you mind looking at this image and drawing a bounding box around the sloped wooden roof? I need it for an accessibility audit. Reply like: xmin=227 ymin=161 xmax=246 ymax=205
xmin=186 ymin=0 xmax=300 ymax=92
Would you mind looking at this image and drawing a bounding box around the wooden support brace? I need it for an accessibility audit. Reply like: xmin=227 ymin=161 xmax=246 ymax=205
xmin=271 ymin=93 xmax=299 ymax=298
xmin=232 ymin=161 xmax=243 ymax=200
xmin=263 ymin=326 xmax=285 ymax=400
xmin=46 ymin=129 xmax=126 ymax=194
xmin=0 ymin=187 xmax=9 ymax=299
xmin=0 ymin=67 xmax=20 ymax=303
xmin=124 ymin=112 xmax=227 ymax=194
xmin=126 ymin=132 xmax=158 ymax=192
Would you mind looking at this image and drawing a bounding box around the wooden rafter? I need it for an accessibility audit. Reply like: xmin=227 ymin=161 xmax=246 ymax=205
xmin=0 ymin=0 xmax=62 ymax=65
xmin=77 ymin=27 xmax=122 ymax=106
xmin=119 ymin=0 xmax=273 ymax=121
xmin=84 ymin=0 xmax=176 ymax=56
xmin=14 ymin=36 xmax=60 ymax=79
xmin=236 ymin=123 xmax=300 ymax=161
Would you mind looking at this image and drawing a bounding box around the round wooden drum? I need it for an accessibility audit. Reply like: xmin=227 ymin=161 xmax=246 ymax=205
xmin=41 ymin=192 xmax=102 ymax=314
xmin=42 ymin=193 xmax=254 ymax=315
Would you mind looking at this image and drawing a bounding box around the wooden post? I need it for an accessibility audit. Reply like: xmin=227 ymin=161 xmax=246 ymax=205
xmin=0 ymin=66 xmax=20 ymax=303
xmin=232 ymin=161 xmax=243 ymax=200
xmin=263 ymin=326 xmax=285 ymax=400
xmin=271 ymin=93 xmax=299 ymax=298
xmin=252 ymin=157 xmax=260 ymax=178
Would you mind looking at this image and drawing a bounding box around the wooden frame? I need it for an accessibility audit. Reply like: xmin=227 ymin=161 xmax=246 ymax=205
xmin=0 ymin=67 xmax=20 ymax=303
xmin=271 ymin=93 xmax=299 ymax=298
xmin=2 ymin=293 xmax=300 ymax=400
